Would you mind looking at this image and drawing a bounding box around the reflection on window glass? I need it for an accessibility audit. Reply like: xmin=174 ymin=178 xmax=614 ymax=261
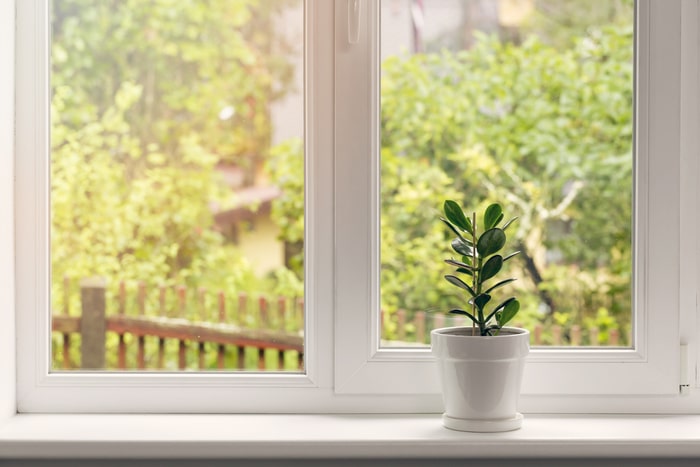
xmin=50 ymin=0 xmax=305 ymax=371
xmin=380 ymin=0 xmax=634 ymax=348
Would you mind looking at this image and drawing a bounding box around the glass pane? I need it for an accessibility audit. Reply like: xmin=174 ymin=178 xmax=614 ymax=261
xmin=50 ymin=0 xmax=305 ymax=371
xmin=380 ymin=0 xmax=634 ymax=348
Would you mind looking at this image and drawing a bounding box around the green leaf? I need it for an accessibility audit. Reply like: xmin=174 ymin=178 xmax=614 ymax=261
xmin=496 ymin=299 xmax=520 ymax=327
xmin=484 ymin=203 xmax=503 ymax=230
xmin=480 ymin=255 xmax=503 ymax=282
xmin=448 ymin=309 xmax=479 ymax=325
xmin=477 ymin=228 xmax=506 ymax=257
xmin=444 ymin=275 xmax=476 ymax=297
xmin=493 ymin=212 xmax=504 ymax=228
xmin=503 ymin=251 xmax=520 ymax=262
xmin=473 ymin=293 xmax=491 ymax=311
xmin=440 ymin=218 xmax=469 ymax=243
xmin=502 ymin=217 xmax=518 ymax=231
xmin=484 ymin=296 xmax=517 ymax=324
xmin=451 ymin=238 xmax=473 ymax=256
xmin=444 ymin=258 xmax=474 ymax=271
xmin=456 ymin=267 xmax=473 ymax=276
xmin=483 ymin=277 xmax=516 ymax=294
xmin=444 ymin=200 xmax=473 ymax=235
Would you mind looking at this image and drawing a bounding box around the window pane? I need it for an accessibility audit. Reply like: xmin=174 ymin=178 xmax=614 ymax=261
xmin=50 ymin=0 xmax=305 ymax=371
xmin=380 ymin=0 xmax=634 ymax=348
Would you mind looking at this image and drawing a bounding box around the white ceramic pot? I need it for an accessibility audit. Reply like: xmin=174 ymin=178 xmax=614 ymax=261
xmin=431 ymin=326 xmax=530 ymax=432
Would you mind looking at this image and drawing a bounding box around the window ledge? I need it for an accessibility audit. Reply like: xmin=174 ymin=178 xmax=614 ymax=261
xmin=1 ymin=413 xmax=700 ymax=459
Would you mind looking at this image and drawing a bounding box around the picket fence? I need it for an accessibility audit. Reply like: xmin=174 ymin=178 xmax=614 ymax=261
xmin=52 ymin=277 xmax=304 ymax=371
xmin=52 ymin=278 xmax=627 ymax=371
xmin=383 ymin=309 xmax=625 ymax=347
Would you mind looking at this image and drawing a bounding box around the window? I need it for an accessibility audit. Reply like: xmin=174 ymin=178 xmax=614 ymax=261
xmin=10 ymin=0 xmax=700 ymax=414
xmin=15 ymin=0 xmax=326 ymax=412
xmin=48 ymin=0 xmax=306 ymax=374
xmin=378 ymin=1 xmax=635 ymax=350
xmin=334 ymin=0 xmax=699 ymax=409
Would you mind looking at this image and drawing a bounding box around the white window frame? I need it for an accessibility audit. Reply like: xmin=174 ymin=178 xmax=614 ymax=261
xmin=3 ymin=0 xmax=700 ymax=416
xmin=13 ymin=0 xmax=333 ymax=414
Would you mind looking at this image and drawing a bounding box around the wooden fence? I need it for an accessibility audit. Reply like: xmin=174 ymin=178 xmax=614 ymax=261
xmin=52 ymin=277 xmax=304 ymax=371
xmin=52 ymin=278 xmax=628 ymax=371
xmin=382 ymin=309 xmax=627 ymax=347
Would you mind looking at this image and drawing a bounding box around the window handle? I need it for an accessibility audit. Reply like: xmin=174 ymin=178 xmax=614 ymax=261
xmin=348 ymin=0 xmax=361 ymax=44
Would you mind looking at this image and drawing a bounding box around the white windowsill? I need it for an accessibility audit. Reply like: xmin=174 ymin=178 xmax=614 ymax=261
xmin=1 ymin=413 xmax=700 ymax=459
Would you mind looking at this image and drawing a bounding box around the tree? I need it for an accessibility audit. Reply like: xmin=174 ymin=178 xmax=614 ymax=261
xmin=50 ymin=0 xmax=301 ymax=312
xmin=380 ymin=23 xmax=634 ymax=336
xmin=266 ymin=20 xmax=634 ymax=340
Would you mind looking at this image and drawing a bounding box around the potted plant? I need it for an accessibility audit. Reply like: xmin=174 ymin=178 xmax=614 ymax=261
xmin=431 ymin=200 xmax=529 ymax=432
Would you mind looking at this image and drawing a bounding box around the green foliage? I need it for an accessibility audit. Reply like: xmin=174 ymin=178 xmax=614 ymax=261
xmin=584 ymin=307 xmax=619 ymax=345
xmin=380 ymin=22 xmax=634 ymax=338
xmin=521 ymin=0 xmax=634 ymax=50
xmin=49 ymin=0 xmax=635 ymax=351
xmin=442 ymin=201 xmax=520 ymax=336
xmin=380 ymin=150 xmax=463 ymax=313
xmin=50 ymin=0 xmax=302 ymax=317
xmin=266 ymin=138 xmax=305 ymax=278
xmin=51 ymin=0 xmax=296 ymax=166
xmin=51 ymin=80 xmax=257 ymax=297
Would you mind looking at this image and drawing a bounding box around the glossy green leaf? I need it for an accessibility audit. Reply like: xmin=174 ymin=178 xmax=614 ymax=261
xmin=503 ymin=251 xmax=520 ymax=262
xmin=480 ymin=255 xmax=503 ymax=282
xmin=476 ymin=228 xmax=506 ymax=257
xmin=496 ymin=299 xmax=520 ymax=327
xmin=444 ymin=200 xmax=473 ymax=235
xmin=440 ymin=218 xmax=468 ymax=243
xmin=473 ymin=293 xmax=491 ymax=311
xmin=444 ymin=274 xmax=476 ymax=297
xmin=444 ymin=258 xmax=474 ymax=271
xmin=502 ymin=217 xmax=518 ymax=231
xmin=493 ymin=212 xmax=504 ymax=228
xmin=484 ymin=296 xmax=516 ymax=324
xmin=448 ymin=309 xmax=479 ymax=325
xmin=451 ymin=237 xmax=473 ymax=256
xmin=483 ymin=203 xmax=503 ymax=230
xmin=483 ymin=277 xmax=516 ymax=294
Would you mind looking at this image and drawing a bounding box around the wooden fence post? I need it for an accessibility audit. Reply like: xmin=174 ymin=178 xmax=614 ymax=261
xmin=158 ymin=285 xmax=167 ymax=369
xmin=533 ymin=324 xmax=542 ymax=345
xmin=137 ymin=281 xmax=147 ymax=369
xmin=609 ymin=328 xmax=620 ymax=346
xmin=552 ymin=325 xmax=562 ymax=346
xmin=80 ymin=277 xmax=106 ymax=369
xmin=570 ymin=325 xmax=582 ymax=346
xmin=259 ymin=296 xmax=269 ymax=328
xmin=117 ymin=281 xmax=126 ymax=369
xmin=61 ymin=276 xmax=72 ymax=369
xmin=396 ymin=309 xmax=406 ymax=341
xmin=415 ymin=311 xmax=426 ymax=344
xmin=217 ymin=291 xmax=226 ymax=369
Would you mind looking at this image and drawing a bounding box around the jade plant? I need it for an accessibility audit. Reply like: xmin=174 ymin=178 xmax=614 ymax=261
xmin=441 ymin=200 xmax=521 ymax=336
